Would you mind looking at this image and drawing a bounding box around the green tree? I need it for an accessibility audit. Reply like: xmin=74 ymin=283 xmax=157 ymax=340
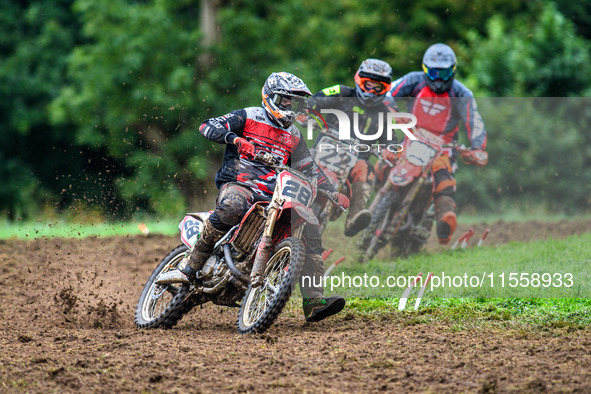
xmin=50 ymin=0 xmax=213 ymax=217
xmin=0 ymin=0 xmax=85 ymax=218
xmin=464 ymin=2 xmax=591 ymax=96
xmin=456 ymin=98 xmax=591 ymax=214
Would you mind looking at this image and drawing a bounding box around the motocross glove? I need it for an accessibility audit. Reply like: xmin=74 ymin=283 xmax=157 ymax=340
xmin=234 ymin=137 xmax=256 ymax=158
xmin=381 ymin=149 xmax=398 ymax=164
xmin=332 ymin=192 xmax=350 ymax=209
xmin=461 ymin=149 xmax=488 ymax=167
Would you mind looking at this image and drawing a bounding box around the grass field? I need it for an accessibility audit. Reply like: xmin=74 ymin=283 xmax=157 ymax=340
xmin=0 ymin=217 xmax=179 ymax=240
xmin=3 ymin=210 xmax=589 ymax=240
xmin=281 ymin=297 xmax=591 ymax=334
xmin=326 ymin=233 xmax=591 ymax=298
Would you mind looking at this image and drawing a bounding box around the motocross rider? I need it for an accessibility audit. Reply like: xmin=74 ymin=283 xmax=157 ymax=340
xmin=306 ymin=58 xmax=398 ymax=237
xmin=385 ymin=43 xmax=488 ymax=244
xmin=174 ymin=72 xmax=350 ymax=322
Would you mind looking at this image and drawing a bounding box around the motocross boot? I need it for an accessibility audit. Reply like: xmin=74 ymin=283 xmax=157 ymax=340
xmin=435 ymin=195 xmax=457 ymax=245
xmin=180 ymin=219 xmax=226 ymax=284
xmin=344 ymin=182 xmax=372 ymax=237
xmin=300 ymin=254 xmax=346 ymax=322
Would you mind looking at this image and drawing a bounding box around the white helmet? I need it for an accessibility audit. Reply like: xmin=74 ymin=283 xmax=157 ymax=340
xmin=262 ymin=72 xmax=311 ymax=128
xmin=354 ymin=58 xmax=393 ymax=106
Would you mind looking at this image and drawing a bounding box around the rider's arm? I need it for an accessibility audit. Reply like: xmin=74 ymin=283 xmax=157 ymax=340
xmin=199 ymin=109 xmax=247 ymax=144
xmin=389 ymin=72 xmax=421 ymax=97
xmin=457 ymin=95 xmax=487 ymax=150
xmin=290 ymin=129 xmax=336 ymax=193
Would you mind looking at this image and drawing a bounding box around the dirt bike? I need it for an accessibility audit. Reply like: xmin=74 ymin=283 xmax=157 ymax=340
xmin=310 ymin=129 xmax=357 ymax=234
xmin=358 ymin=128 xmax=468 ymax=262
xmin=134 ymin=152 xmax=342 ymax=334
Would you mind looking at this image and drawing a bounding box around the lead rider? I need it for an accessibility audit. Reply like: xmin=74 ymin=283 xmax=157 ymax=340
xmin=171 ymin=72 xmax=349 ymax=323
xmin=387 ymin=43 xmax=488 ymax=245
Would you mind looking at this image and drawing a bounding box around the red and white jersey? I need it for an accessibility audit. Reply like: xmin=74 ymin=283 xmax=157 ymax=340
xmin=199 ymin=106 xmax=333 ymax=196
xmin=388 ymin=71 xmax=487 ymax=150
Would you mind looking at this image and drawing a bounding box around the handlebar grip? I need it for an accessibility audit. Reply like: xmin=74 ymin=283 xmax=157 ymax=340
xmin=318 ymin=189 xmax=347 ymax=213
xmin=254 ymin=151 xmax=279 ymax=165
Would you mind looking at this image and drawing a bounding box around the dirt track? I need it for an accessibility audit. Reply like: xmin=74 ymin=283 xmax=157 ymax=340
xmin=1 ymin=220 xmax=590 ymax=393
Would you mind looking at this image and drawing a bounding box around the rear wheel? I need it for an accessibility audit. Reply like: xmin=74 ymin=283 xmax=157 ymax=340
xmin=135 ymin=244 xmax=193 ymax=329
xmin=237 ymin=237 xmax=304 ymax=334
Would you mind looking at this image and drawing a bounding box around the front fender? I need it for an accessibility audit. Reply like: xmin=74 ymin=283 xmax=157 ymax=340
xmin=388 ymin=162 xmax=422 ymax=187
xmin=278 ymin=202 xmax=319 ymax=226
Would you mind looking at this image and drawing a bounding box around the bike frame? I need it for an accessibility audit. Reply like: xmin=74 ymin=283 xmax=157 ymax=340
xmin=231 ymin=162 xmax=320 ymax=287
xmin=370 ymin=128 xmax=447 ymax=242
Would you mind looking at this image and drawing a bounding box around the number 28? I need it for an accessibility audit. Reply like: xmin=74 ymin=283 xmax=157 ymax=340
xmin=282 ymin=180 xmax=312 ymax=206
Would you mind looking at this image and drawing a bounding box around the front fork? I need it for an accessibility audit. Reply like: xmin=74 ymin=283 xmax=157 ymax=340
xmin=368 ymin=180 xmax=393 ymax=214
xmin=381 ymin=177 xmax=425 ymax=237
xmin=250 ymin=206 xmax=279 ymax=287
xmin=250 ymin=205 xmax=305 ymax=287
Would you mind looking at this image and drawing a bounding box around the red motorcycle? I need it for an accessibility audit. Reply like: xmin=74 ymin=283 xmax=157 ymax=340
xmin=135 ymin=152 xmax=342 ymax=334
xmin=358 ymin=128 xmax=468 ymax=261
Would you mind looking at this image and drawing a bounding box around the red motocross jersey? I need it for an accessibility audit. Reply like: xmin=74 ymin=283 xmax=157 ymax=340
xmin=199 ymin=106 xmax=334 ymax=196
xmin=388 ymin=71 xmax=487 ymax=150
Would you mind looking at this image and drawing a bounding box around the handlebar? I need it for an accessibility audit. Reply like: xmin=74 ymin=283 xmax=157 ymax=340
xmin=318 ymin=189 xmax=347 ymax=213
xmin=369 ymin=150 xmax=395 ymax=168
xmin=253 ymin=151 xmax=281 ymax=166
xmin=442 ymin=142 xmax=470 ymax=153
xmin=253 ymin=151 xmax=347 ymax=213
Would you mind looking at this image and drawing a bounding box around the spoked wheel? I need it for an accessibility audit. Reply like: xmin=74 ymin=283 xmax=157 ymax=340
xmin=391 ymin=212 xmax=433 ymax=258
xmin=237 ymin=237 xmax=304 ymax=334
xmin=358 ymin=190 xmax=397 ymax=263
xmin=135 ymin=244 xmax=192 ymax=329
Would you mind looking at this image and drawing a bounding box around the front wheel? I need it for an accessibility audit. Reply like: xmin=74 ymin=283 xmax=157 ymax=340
xmin=237 ymin=237 xmax=304 ymax=334
xmin=358 ymin=190 xmax=396 ymax=262
xmin=135 ymin=244 xmax=192 ymax=329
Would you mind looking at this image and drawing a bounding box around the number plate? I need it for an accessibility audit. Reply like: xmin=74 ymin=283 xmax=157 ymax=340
xmin=278 ymin=171 xmax=315 ymax=207
xmin=179 ymin=215 xmax=204 ymax=248
xmin=405 ymin=140 xmax=438 ymax=167
xmin=315 ymin=136 xmax=357 ymax=174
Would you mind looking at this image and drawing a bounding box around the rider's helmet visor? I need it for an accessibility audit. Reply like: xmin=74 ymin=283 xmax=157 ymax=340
xmin=273 ymin=94 xmax=308 ymax=114
xmin=422 ymin=64 xmax=456 ymax=81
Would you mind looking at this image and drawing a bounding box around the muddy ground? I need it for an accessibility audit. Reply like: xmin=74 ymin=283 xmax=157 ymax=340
xmin=0 ymin=220 xmax=590 ymax=393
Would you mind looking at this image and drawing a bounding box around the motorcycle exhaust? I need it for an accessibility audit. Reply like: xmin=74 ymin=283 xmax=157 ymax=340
xmin=223 ymin=244 xmax=249 ymax=284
